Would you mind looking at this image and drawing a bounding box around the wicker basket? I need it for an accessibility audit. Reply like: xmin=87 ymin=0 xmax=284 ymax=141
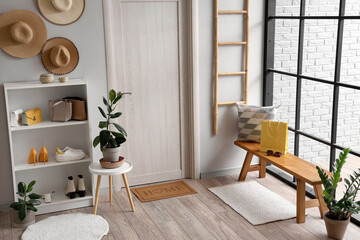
xmin=40 ymin=73 xmax=54 ymax=84
xmin=100 ymin=156 xmax=124 ymax=169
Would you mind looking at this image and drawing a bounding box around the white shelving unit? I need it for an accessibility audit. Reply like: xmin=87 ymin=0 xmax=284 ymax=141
xmin=4 ymin=79 xmax=93 ymax=215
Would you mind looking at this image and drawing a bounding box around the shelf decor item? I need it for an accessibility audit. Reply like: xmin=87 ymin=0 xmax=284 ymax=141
xmin=49 ymin=99 xmax=72 ymax=122
xmin=28 ymin=148 xmax=37 ymax=165
xmin=63 ymin=97 xmax=87 ymax=120
xmin=59 ymin=76 xmax=68 ymax=83
xmin=22 ymin=108 xmax=42 ymax=126
xmin=93 ymin=89 xmax=127 ymax=163
xmin=41 ymin=37 xmax=79 ymax=75
xmin=39 ymin=146 xmax=48 ymax=164
xmin=37 ymin=0 xmax=85 ymax=26
xmin=10 ymin=181 xmax=42 ymax=228
xmin=40 ymin=73 xmax=54 ymax=83
xmin=316 ymin=148 xmax=360 ymax=240
xmin=0 ymin=10 xmax=47 ymax=58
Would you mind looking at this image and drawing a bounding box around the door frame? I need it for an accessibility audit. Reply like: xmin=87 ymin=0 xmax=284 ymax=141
xmin=102 ymin=0 xmax=200 ymax=179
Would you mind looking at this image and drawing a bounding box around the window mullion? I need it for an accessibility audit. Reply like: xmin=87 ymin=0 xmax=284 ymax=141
xmin=330 ymin=0 xmax=346 ymax=172
xmin=294 ymin=0 xmax=306 ymax=157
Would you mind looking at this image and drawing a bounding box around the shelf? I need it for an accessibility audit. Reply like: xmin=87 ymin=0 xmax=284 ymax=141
xmin=3 ymin=79 xmax=86 ymax=90
xmin=14 ymin=156 xmax=91 ymax=172
xmin=11 ymin=120 xmax=88 ymax=132
xmin=36 ymin=190 xmax=93 ymax=215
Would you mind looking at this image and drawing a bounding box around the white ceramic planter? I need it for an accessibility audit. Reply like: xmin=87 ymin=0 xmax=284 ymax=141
xmin=12 ymin=209 xmax=35 ymax=228
xmin=102 ymin=146 xmax=121 ymax=162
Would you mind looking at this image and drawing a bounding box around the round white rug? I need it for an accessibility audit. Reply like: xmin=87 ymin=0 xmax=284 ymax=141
xmin=22 ymin=213 xmax=109 ymax=240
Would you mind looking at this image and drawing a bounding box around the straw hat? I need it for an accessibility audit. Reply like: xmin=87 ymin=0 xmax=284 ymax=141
xmin=0 ymin=10 xmax=47 ymax=58
xmin=41 ymin=37 xmax=79 ymax=75
xmin=37 ymin=0 xmax=85 ymax=25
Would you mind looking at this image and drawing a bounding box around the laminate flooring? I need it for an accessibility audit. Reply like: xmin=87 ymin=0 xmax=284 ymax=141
xmin=1 ymin=171 xmax=360 ymax=240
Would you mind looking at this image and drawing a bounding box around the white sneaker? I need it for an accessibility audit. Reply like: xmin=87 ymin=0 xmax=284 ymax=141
xmin=55 ymin=147 xmax=86 ymax=162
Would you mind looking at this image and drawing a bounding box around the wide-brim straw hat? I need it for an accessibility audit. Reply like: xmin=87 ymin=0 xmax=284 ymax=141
xmin=41 ymin=37 xmax=79 ymax=75
xmin=37 ymin=0 xmax=85 ymax=25
xmin=0 ymin=10 xmax=47 ymax=58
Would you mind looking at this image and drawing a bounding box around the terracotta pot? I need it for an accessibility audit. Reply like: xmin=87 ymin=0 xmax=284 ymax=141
xmin=323 ymin=212 xmax=350 ymax=240
xmin=12 ymin=209 xmax=35 ymax=228
xmin=102 ymin=146 xmax=120 ymax=162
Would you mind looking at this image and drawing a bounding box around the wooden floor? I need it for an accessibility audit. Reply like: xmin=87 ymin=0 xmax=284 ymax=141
xmin=1 ymin=171 xmax=360 ymax=240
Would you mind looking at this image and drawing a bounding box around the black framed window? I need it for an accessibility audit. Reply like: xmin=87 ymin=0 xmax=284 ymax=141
xmin=263 ymin=0 xmax=360 ymax=225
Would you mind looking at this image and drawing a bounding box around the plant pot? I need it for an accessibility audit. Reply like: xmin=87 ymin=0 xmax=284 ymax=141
xmin=102 ymin=146 xmax=121 ymax=162
xmin=12 ymin=209 xmax=35 ymax=228
xmin=323 ymin=212 xmax=350 ymax=240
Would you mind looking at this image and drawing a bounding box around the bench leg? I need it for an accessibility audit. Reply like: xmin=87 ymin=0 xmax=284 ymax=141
xmin=259 ymin=159 xmax=266 ymax=178
xmin=314 ymin=184 xmax=327 ymax=219
xmin=296 ymin=179 xmax=306 ymax=223
xmin=238 ymin=152 xmax=254 ymax=181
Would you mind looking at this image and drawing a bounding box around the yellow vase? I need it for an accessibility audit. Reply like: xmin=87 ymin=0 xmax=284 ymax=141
xmin=28 ymin=148 xmax=37 ymax=165
xmin=39 ymin=146 xmax=48 ymax=164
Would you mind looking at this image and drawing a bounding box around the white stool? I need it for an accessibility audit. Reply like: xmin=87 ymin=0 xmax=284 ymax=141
xmin=89 ymin=161 xmax=135 ymax=215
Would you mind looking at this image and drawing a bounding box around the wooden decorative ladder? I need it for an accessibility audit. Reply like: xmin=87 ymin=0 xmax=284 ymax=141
xmin=213 ymin=0 xmax=249 ymax=135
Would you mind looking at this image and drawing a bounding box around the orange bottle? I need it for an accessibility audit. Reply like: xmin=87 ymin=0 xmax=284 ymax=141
xmin=39 ymin=146 xmax=48 ymax=165
xmin=28 ymin=148 xmax=37 ymax=165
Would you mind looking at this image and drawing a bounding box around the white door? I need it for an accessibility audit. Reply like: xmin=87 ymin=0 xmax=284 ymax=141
xmin=105 ymin=0 xmax=190 ymax=186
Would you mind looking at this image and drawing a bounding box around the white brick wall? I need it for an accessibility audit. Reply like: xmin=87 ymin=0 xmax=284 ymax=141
xmin=273 ymin=0 xmax=360 ymax=164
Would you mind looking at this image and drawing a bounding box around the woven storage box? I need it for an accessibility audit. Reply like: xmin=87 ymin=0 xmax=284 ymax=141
xmin=63 ymin=97 xmax=87 ymax=120
xmin=40 ymin=73 xmax=54 ymax=83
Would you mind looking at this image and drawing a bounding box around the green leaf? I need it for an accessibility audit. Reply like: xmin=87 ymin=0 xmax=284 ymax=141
xmin=113 ymin=123 xmax=127 ymax=136
xmin=103 ymin=97 xmax=109 ymax=107
xmin=26 ymin=180 xmax=36 ymax=193
xmin=93 ymin=136 xmax=100 ymax=148
xmin=110 ymin=112 xmax=122 ymax=119
xmin=18 ymin=182 xmax=26 ymax=195
xmin=109 ymin=136 xmax=118 ymax=148
xmin=100 ymin=130 xmax=111 ymax=147
xmin=9 ymin=202 xmax=21 ymax=210
xmin=98 ymin=121 xmax=108 ymax=129
xmin=28 ymin=199 xmax=41 ymax=206
xmin=111 ymin=131 xmax=124 ymax=138
xmin=26 ymin=205 xmax=37 ymax=212
xmin=28 ymin=193 xmax=42 ymax=199
xmin=109 ymin=89 xmax=116 ymax=102
xmin=16 ymin=191 xmax=25 ymax=197
xmin=115 ymin=136 xmax=126 ymax=145
xmin=98 ymin=107 xmax=106 ymax=118
xmin=113 ymin=94 xmax=122 ymax=104
xmin=19 ymin=204 xmax=27 ymax=221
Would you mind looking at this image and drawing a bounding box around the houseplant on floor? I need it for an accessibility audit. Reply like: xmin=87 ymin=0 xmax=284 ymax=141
xmin=10 ymin=181 xmax=42 ymax=228
xmin=93 ymin=89 xmax=127 ymax=163
xmin=316 ymin=148 xmax=360 ymax=240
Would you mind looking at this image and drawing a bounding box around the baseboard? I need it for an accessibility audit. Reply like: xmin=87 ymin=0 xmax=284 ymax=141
xmin=200 ymin=167 xmax=242 ymax=179
xmin=0 ymin=201 xmax=11 ymax=211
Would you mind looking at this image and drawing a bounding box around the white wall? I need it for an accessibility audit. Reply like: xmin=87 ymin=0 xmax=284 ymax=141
xmin=199 ymin=0 xmax=265 ymax=176
xmin=0 ymin=0 xmax=265 ymax=206
xmin=0 ymin=1 xmax=107 ymax=207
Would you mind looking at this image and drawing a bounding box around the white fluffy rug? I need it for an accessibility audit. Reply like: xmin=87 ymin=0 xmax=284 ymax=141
xmin=209 ymin=181 xmax=298 ymax=225
xmin=22 ymin=213 xmax=109 ymax=240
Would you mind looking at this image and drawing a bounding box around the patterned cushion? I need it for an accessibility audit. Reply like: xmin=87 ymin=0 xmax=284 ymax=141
xmin=236 ymin=103 xmax=276 ymax=142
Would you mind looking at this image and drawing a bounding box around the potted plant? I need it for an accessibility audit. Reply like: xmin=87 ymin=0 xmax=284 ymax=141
xmin=316 ymin=148 xmax=360 ymax=240
xmin=10 ymin=181 xmax=42 ymax=228
xmin=93 ymin=89 xmax=127 ymax=162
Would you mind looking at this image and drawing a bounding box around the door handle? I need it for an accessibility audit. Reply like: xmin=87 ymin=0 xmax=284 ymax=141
xmin=117 ymin=91 xmax=132 ymax=95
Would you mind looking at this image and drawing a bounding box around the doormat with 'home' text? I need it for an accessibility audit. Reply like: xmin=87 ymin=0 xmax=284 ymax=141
xmin=131 ymin=180 xmax=197 ymax=202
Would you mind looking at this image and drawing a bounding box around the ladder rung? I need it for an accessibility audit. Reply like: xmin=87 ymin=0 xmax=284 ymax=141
xmin=218 ymin=101 xmax=245 ymax=106
xmin=218 ymin=10 xmax=247 ymax=15
xmin=218 ymin=42 xmax=247 ymax=46
xmin=219 ymin=72 xmax=246 ymax=76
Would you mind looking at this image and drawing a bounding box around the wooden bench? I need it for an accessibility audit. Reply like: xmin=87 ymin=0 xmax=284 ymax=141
xmin=234 ymin=141 xmax=331 ymax=223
